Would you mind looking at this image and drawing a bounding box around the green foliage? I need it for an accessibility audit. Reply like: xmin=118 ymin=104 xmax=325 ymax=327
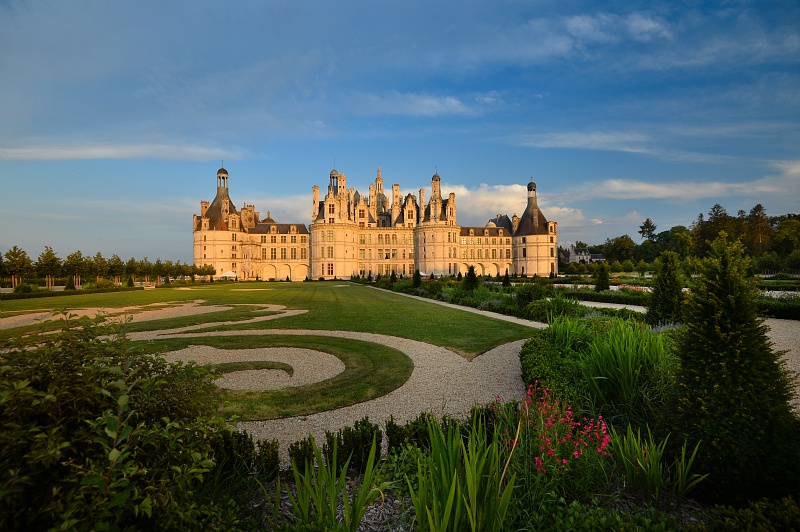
xmin=324 ymin=416 xmax=382 ymax=473
xmin=667 ymin=234 xmax=800 ymax=505
xmin=515 ymin=280 xmax=548 ymax=308
xmin=125 ymin=275 xmax=134 ymax=287
xmin=282 ymin=435 xmax=390 ymax=530
xmin=462 ymin=264 xmax=480 ymax=291
xmin=390 ymin=270 xmax=397 ymax=283
xmin=385 ymin=412 xmax=441 ymax=455
xmin=524 ymin=291 xmax=585 ymax=322
xmin=210 ymin=428 xmax=279 ymax=481
xmin=64 ymin=274 xmax=76 ymax=290
xmin=12 ymin=283 xmax=34 ymax=293
xmin=519 ymin=331 xmax=582 ymax=403
xmin=0 ymin=316 xmax=232 ymax=530
xmin=647 ymin=251 xmax=685 ymax=326
xmin=407 ymin=415 xmax=515 ymax=531
xmin=594 ymin=262 xmax=611 ymax=291
xmin=539 ymin=500 xmax=681 ymax=531
xmin=489 ymin=385 xmax=613 ymax=527
xmin=583 ymin=321 xmax=677 ymax=428
xmin=703 ymin=495 xmax=800 ymax=530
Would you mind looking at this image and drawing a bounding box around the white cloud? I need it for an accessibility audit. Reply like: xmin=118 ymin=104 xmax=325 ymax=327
xmin=0 ymin=142 xmax=244 ymax=161
xmin=356 ymin=92 xmax=474 ymax=117
xmin=514 ymin=131 xmax=651 ymax=153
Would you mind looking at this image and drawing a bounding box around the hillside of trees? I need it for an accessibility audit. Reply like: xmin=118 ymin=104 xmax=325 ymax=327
xmin=566 ymin=203 xmax=800 ymax=274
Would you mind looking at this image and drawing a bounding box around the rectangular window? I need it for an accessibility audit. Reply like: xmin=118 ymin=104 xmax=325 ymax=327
xmin=327 ymin=264 xmax=334 ymax=276
xmin=271 ymin=248 xmax=277 ymax=260
xmin=359 ymin=234 xmax=365 ymax=244
xmin=461 ymin=237 xmax=467 ymax=245
xmin=271 ymin=235 xmax=277 ymax=243
xmin=477 ymin=237 xmax=481 ymax=245
xmin=300 ymin=235 xmax=307 ymax=243
xmin=505 ymin=249 xmax=511 ymax=259
xmin=300 ymin=248 xmax=307 ymax=259
xmin=291 ymin=248 xmax=297 ymax=259
xmin=261 ymin=236 xmax=266 ymax=243
xmin=359 ymin=249 xmax=365 ymax=259
xmin=281 ymin=235 xmax=287 ymax=244
xmin=232 ymin=233 xmax=237 ymax=241
xmin=522 ymin=248 xmax=527 ymax=258
xmin=492 ymin=249 xmax=497 ymax=259
xmin=327 ymin=230 xmax=334 ymax=242
xmin=391 ymin=249 xmax=397 ymax=259
xmin=261 ymin=249 xmax=267 ymax=259
xmin=327 ymin=246 xmax=334 ymax=258
xmin=281 ymin=248 xmax=287 ymax=259
xmin=291 ymin=235 xmax=297 ymax=243
xmin=550 ymin=248 xmax=554 ymax=257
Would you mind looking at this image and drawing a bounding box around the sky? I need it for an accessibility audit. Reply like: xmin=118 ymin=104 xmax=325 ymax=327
xmin=1 ymin=0 xmax=798 ymax=264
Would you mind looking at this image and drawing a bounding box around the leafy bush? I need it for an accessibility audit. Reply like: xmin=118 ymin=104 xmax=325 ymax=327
xmin=0 ymin=316 xmax=234 ymax=530
xmin=12 ymin=283 xmax=34 ymax=293
xmin=667 ymin=234 xmax=800 ymax=505
xmin=210 ymin=428 xmax=279 ymax=481
xmin=519 ymin=332 xmax=585 ymax=409
xmin=515 ymin=280 xmax=549 ymax=308
xmin=523 ymin=291 xmax=585 ymax=322
xmin=386 ymin=412 xmax=436 ymax=454
xmin=324 ymin=416 xmax=382 ymax=473
xmin=702 ymin=495 xmax=800 ymax=530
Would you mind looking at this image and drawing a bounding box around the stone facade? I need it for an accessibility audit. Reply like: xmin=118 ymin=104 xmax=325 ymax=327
xmin=193 ymin=167 xmax=558 ymax=280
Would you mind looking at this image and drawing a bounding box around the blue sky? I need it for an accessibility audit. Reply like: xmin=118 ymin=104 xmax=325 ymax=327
xmin=1 ymin=0 xmax=798 ymax=264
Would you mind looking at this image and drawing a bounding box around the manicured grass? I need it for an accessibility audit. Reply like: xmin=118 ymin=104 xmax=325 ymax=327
xmin=1 ymin=281 xmax=536 ymax=357
xmin=141 ymin=334 xmax=413 ymax=420
xmin=213 ymin=360 xmax=294 ymax=376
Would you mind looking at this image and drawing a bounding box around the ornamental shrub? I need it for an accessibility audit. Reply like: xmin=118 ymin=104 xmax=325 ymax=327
xmin=0 ymin=315 xmax=235 ymax=530
xmin=462 ymin=264 xmax=479 ymax=291
xmin=594 ymin=262 xmax=610 ymax=292
xmin=646 ymin=250 xmax=685 ymax=326
xmin=666 ymin=234 xmax=800 ymax=505
xmin=412 ymin=269 xmax=422 ymax=288
xmin=64 ymin=275 xmax=76 ymax=290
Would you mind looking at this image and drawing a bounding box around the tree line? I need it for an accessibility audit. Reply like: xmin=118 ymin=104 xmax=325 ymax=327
xmin=570 ymin=203 xmax=800 ymax=273
xmin=1 ymin=246 xmax=215 ymax=287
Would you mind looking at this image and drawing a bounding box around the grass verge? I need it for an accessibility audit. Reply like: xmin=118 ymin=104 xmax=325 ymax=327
xmin=140 ymin=334 xmax=414 ymax=420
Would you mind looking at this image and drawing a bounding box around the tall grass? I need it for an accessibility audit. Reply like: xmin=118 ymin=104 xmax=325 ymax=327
xmin=407 ymin=416 xmax=515 ymax=531
xmin=582 ymin=321 xmax=676 ymax=427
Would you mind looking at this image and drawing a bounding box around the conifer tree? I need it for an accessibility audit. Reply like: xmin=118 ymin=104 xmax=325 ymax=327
xmin=64 ymin=275 xmax=76 ymax=291
xmin=502 ymin=269 xmax=511 ymax=287
xmin=462 ymin=265 xmax=479 ymax=291
xmin=594 ymin=262 xmax=610 ymax=292
xmin=668 ymin=234 xmax=800 ymax=504
xmin=412 ymin=269 xmax=421 ymax=288
xmin=646 ymin=251 xmax=684 ymax=326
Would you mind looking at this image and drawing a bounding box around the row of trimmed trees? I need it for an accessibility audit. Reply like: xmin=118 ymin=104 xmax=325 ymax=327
xmin=1 ymin=246 xmax=214 ymax=287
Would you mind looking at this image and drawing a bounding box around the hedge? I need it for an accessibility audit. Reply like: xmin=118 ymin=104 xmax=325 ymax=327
xmin=0 ymin=286 xmax=144 ymax=301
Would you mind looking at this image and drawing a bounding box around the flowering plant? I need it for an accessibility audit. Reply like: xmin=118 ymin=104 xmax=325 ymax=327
xmin=489 ymin=383 xmax=613 ymax=521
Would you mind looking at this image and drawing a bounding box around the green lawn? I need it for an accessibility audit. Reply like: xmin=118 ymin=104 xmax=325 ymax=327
xmin=142 ymin=334 xmax=413 ymax=419
xmin=2 ymin=281 xmax=536 ymax=420
xmin=1 ymin=281 xmax=536 ymax=357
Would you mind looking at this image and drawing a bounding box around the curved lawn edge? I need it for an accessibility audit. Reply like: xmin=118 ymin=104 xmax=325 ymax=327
xmin=139 ymin=334 xmax=413 ymax=420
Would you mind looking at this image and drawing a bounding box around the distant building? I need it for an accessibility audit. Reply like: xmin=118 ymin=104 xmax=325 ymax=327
xmin=193 ymin=167 xmax=558 ymax=280
xmin=568 ymin=244 xmax=605 ymax=264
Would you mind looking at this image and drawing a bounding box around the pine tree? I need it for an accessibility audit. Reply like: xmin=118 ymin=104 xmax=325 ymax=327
xmin=667 ymin=234 xmax=800 ymax=504
xmin=412 ymin=269 xmax=421 ymax=288
xmin=502 ymin=269 xmax=511 ymax=287
xmin=462 ymin=265 xmax=479 ymax=291
xmin=64 ymin=275 xmax=76 ymax=291
xmin=646 ymin=251 xmax=684 ymax=326
xmin=594 ymin=262 xmax=610 ymax=292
